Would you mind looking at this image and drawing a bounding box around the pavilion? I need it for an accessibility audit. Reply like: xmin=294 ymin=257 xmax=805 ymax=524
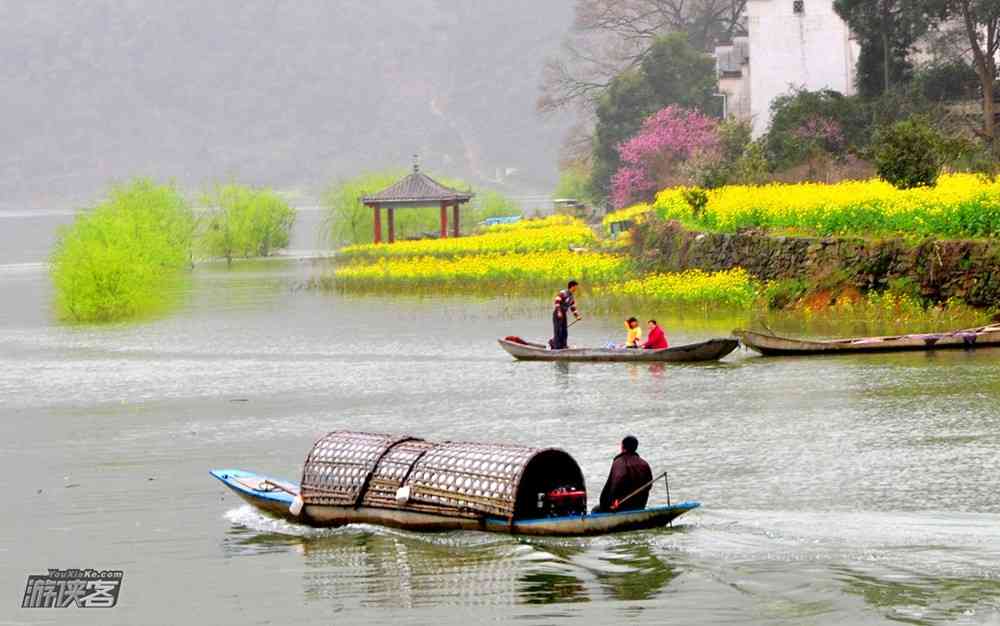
xmin=361 ymin=162 xmax=473 ymax=244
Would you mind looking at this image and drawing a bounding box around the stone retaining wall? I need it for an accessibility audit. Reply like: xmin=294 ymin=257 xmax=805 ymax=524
xmin=632 ymin=220 xmax=1000 ymax=307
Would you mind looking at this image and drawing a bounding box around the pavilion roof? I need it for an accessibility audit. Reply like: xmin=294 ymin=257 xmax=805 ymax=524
xmin=362 ymin=166 xmax=473 ymax=206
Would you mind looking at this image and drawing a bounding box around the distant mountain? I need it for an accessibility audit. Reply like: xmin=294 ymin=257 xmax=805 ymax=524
xmin=0 ymin=0 xmax=574 ymax=207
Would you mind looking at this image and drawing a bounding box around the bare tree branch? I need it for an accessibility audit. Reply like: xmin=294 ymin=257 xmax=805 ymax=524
xmin=539 ymin=0 xmax=748 ymax=115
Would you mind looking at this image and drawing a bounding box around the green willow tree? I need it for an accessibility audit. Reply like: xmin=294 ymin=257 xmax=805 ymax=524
xmin=590 ymin=33 xmax=719 ymax=201
xmin=199 ymin=184 xmax=296 ymax=266
xmin=50 ymin=179 xmax=195 ymax=322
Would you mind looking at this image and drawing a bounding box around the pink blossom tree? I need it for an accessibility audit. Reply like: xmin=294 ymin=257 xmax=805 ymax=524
xmin=611 ymin=105 xmax=721 ymax=208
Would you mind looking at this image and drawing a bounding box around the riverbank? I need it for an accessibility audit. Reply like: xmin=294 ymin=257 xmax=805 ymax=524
xmin=319 ymin=213 xmax=991 ymax=330
xmin=632 ymin=219 xmax=1000 ymax=310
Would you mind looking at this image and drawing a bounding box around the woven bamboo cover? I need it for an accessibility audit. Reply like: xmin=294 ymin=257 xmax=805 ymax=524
xmin=300 ymin=431 xmax=415 ymax=506
xmin=405 ymin=442 xmax=539 ymax=518
xmin=299 ymin=431 xmax=581 ymax=519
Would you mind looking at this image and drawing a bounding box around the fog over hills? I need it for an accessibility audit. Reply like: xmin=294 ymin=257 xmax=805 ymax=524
xmin=1 ymin=1 xmax=574 ymax=207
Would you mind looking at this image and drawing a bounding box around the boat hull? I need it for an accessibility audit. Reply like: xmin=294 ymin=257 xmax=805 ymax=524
xmin=211 ymin=469 xmax=699 ymax=536
xmin=498 ymin=337 xmax=738 ymax=362
xmin=735 ymin=325 xmax=1000 ymax=357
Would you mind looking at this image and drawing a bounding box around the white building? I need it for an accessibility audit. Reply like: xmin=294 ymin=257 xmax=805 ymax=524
xmin=717 ymin=0 xmax=860 ymax=137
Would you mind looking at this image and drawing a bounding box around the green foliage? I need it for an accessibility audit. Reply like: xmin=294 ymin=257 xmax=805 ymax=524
xmin=731 ymin=140 xmax=771 ymax=186
xmin=684 ymin=119 xmax=757 ymax=189
xmin=681 ymin=188 xmax=709 ymax=220
xmin=917 ymin=60 xmax=982 ymax=103
xmin=765 ymin=89 xmax=869 ymax=169
xmin=50 ymin=179 xmax=194 ymax=322
xmin=322 ymin=170 xmax=517 ymax=246
xmin=590 ymin=33 xmax=719 ymax=200
xmin=474 ymin=190 xmax=521 ymax=221
xmin=872 ymin=117 xmax=953 ymax=188
xmin=554 ymin=164 xmax=592 ymax=204
xmin=199 ymin=184 xmax=296 ymax=264
xmin=761 ymin=278 xmax=809 ymax=309
xmin=323 ymin=170 xmax=406 ymax=246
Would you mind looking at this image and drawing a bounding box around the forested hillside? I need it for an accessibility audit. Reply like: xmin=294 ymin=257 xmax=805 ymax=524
xmin=0 ymin=1 xmax=573 ymax=205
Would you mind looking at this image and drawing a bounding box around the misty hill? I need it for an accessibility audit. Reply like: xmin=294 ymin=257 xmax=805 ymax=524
xmin=1 ymin=1 xmax=574 ymax=207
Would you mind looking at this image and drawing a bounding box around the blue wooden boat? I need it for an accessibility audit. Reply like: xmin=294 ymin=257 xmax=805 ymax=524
xmin=210 ymin=431 xmax=700 ymax=537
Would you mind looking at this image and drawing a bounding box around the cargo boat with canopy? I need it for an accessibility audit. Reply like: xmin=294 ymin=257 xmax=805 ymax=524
xmin=211 ymin=431 xmax=699 ymax=536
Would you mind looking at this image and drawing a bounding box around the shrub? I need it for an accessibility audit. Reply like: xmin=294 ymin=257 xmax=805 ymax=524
xmin=765 ymin=89 xmax=868 ymax=169
xmin=681 ymin=188 xmax=709 ymax=220
xmin=199 ymin=184 xmax=296 ymax=264
xmin=50 ymin=179 xmax=194 ymax=322
xmin=871 ymin=117 xmax=950 ymax=189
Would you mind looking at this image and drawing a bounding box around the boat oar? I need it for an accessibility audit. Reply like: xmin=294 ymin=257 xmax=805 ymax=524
xmin=568 ymin=317 xmax=583 ymax=327
xmin=611 ymin=470 xmax=670 ymax=511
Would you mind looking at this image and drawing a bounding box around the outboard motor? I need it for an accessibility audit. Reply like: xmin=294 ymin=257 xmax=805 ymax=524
xmin=536 ymin=486 xmax=586 ymax=517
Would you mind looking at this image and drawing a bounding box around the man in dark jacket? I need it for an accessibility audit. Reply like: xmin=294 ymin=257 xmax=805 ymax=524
xmin=596 ymin=435 xmax=653 ymax=512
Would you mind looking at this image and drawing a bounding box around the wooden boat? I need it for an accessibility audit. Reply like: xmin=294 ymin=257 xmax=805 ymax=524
xmin=211 ymin=431 xmax=700 ymax=537
xmin=734 ymin=323 xmax=1000 ymax=357
xmin=497 ymin=337 xmax=738 ymax=362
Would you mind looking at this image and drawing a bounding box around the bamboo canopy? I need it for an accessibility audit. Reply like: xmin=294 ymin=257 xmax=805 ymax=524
xmin=361 ymin=158 xmax=473 ymax=243
xmin=299 ymin=431 xmax=585 ymax=520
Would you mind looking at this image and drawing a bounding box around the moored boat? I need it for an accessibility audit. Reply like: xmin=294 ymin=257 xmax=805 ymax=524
xmin=497 ymin=337 xmax=738 ymax=362
xmin=211 ymin=431 xmax=699 ymax=536
xmin=734 ymin=323 xmax=1000 ymax=357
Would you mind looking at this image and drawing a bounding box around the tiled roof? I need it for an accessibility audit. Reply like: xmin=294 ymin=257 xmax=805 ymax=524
xmin=363 ymin=167 xmax=473 ymax=204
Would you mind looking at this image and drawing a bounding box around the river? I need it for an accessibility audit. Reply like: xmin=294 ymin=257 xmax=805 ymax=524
xmin=2 ymin=208 xmax=1000 ymax=625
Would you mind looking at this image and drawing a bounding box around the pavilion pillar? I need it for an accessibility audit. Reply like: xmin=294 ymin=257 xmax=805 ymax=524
xmin=387 ymin=207 xmax=395 ymax=243
xmin=440 ymin=201 xmax=448 ymax=238
xmin=372 ymin=204 xmax=382 ymax=244
xmin=452 ymin=203 xmax=460 ymax=237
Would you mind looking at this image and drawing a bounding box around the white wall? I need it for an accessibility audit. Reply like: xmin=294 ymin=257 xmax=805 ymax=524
xmin=747 ymin=0 xmax=858 ymax=136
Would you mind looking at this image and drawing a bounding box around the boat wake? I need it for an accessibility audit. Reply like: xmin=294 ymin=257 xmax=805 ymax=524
xmin=222 ymin=504 xmax=513 ymax=549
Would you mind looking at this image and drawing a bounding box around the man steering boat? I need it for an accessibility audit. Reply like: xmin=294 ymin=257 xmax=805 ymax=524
xmin=549 ymin=280 xmax=581 ymax=350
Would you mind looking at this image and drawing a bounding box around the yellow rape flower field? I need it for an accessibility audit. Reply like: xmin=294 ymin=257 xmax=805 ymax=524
xmin=332 ymin=216 xmax=760 ymax=308
xmin=602 ymin=204 xmax=653 ymax=230
xmin=339 ymin=215 xmax=595 ymax=260
xmin=336 ymin=251 xmax=631 ymax=289
xmin=593 ymin=268 xmax=758 ymax=308
xmin=654 ymin=174 xmax=1000 ymax=238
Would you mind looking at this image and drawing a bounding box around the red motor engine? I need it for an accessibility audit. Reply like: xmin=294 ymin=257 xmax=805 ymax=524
xmin=536 ymin=486 xmax=587 ymax=517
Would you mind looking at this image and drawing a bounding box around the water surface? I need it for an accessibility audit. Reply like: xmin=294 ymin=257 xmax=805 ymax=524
xmin=2 ymin=212 xmax=999 ymax=625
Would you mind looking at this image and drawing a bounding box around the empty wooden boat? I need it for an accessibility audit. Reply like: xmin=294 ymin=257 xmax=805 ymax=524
xmin=734 ymin=323 xmax=1000 ymax=357
xmin=497 ymin=337 xmax=738 ymax=362
xmin=211 ymin=431 xmax=699 ymax=536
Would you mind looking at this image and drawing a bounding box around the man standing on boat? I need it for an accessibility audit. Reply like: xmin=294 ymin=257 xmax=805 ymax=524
xmin=596 ymin=435 xmax=653 ymax=512
xmin=549 ymin=280 xmax=581 ymax=350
